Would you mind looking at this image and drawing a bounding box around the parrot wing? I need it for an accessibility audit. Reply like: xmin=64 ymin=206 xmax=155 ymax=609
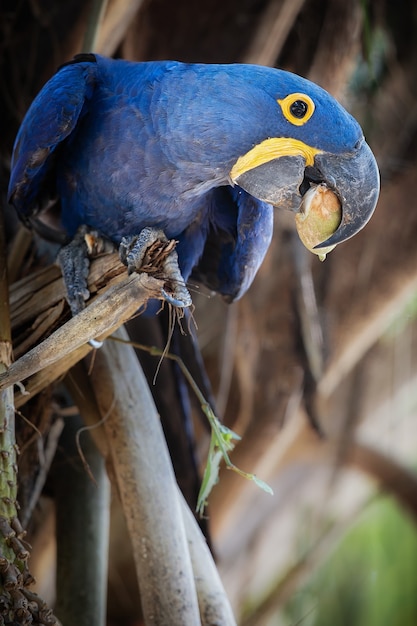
xmin=8 ymin=53 xmax=98 ymax=221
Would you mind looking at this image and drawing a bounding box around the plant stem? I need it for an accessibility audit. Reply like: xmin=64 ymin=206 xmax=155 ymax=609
xmin=179 ymin=490 xmax=236 ymax=625
xmin=54 ymin=414 xmax=110 ymax=626
xmin=89 ymin=327 xmax=202 ymax=626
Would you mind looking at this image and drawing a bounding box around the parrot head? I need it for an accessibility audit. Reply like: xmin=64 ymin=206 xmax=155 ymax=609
xmin=215 ymin=65 xmax=380 ymax=251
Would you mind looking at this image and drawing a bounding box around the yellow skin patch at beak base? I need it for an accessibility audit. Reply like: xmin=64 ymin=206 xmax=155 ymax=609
xmin=230 ymin=137 xmax=323 ymax=181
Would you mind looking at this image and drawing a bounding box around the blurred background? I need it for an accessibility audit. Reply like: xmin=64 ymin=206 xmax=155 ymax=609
xmin=1 ymin=0 xmax=417 ymax=624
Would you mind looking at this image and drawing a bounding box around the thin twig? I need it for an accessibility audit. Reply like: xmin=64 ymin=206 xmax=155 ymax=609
xmin=110 ymin=335 xmax=273 ymax=513
xmin=74 ymin=396 xmax=116 ymax=485
xmin=20 ymin=418 xmax=65 ymax=529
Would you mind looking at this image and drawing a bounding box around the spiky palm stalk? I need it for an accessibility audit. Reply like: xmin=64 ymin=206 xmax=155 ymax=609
xmin=0 ymin=210 xmax=57 ymax=625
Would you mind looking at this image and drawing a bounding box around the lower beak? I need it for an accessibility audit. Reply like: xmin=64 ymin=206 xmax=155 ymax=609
xmin=312 ymin=139 xmax=380 ymax=248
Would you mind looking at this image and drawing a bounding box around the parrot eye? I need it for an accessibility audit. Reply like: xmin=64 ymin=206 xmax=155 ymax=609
xmin=278 ymin=93 xmax=315 ymax=126
xmin=290 ymin=100 xmax=308 ymax=118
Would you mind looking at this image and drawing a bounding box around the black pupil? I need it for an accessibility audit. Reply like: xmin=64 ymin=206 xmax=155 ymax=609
xmin=290 ymin=100 xmax=308 ymax=118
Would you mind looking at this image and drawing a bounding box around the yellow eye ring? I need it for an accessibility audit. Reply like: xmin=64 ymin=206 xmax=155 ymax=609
xmin=277 ymin=93 xmax=315 ymax=126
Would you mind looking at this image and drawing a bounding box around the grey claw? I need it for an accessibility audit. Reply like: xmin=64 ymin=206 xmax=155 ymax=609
xmin=161 ymin=288 xmax=192 ymax=308
xmin=119 ymin=227 xmax=192 ymax=308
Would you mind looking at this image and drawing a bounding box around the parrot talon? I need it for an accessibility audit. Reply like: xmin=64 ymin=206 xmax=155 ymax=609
xmin=119 ymin=228 xmax=192 ymax=308
xmin=119 ymin=227 xmax=164 ymax=274
xmin=88 ymin=338 xmax=103 ymax=349
xmin=160 ymin=289 xmax=190 ymax=308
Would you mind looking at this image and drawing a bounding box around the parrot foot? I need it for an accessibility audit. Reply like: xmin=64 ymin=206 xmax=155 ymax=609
xmin=119 ymin=227 xmax=192 ymax=308
xmin=58 ymin=225 xmax=115 ymax=316
xmin=58 ymin=225 xmax=115 ymax=347
xmin=57 ymin=226 xmax=92 ymax=317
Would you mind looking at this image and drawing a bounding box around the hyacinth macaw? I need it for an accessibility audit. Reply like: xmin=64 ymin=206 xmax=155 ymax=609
xmin=8 ymin=53 xmax=379 ymax=309
xmin=7 ymin=53 xmax=380 ymax=516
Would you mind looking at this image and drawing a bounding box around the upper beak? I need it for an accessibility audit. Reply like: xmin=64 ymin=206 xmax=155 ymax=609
xmin=231 ymin=137 xmax=380 ymax=248
xmin=312 ymin=139 xmax=380 ymax=249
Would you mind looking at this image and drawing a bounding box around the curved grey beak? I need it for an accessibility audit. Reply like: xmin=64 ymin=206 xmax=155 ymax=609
xmin=313 ymin=139 xmax=380 ymax=249
xmin=231 ymin=136 xmax=380 ymax=251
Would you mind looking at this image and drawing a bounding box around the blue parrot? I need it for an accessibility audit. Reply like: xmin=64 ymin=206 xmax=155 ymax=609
xmin=7 ymin=53 xmax=380 ymax=519
xmin=8 ymin=53 xmax=379 ymax=308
